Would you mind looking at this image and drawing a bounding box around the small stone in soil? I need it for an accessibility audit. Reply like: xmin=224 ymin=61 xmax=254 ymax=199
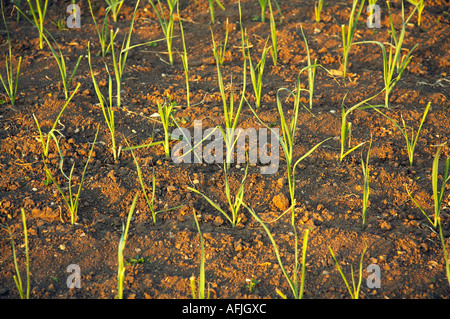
xmin=273 ymin=193 xmax=290 ymax=211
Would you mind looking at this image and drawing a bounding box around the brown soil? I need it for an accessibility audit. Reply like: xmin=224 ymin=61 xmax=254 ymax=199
xmin=1 ymin=0 xmax=450 ymax=300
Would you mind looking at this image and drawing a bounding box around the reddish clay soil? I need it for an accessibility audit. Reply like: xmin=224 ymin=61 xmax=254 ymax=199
xmin=0 ymin=0 xmax=450 ymax=300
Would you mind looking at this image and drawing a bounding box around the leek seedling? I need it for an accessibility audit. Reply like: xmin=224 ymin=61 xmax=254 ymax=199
xmin=356 ymin=1 xmax=419 ymax=108
xmin=26 ymin=0 xmax=48 ymax=49
xmin=149 ymin=0 xmax=178 ymax=65
xmin=268 ymin=0 xmax=277 ymax=66
xmin=126 ymin=138 xmax=181 ymax=223
xmin=257 ymin=0 xmax=269 ymax=22
xmin=88 ymin=0 xmax=118 ymax=57
xmin=16 ymin=6 xmax=83 ymax=101
xmin=0 ymin=1 xmax=22 ymax=106
xmin=52 ymin=18 xmax=68 ymax=31
xmin=210 ymin=18 xmax=229 ymax=66
xmin=188 ymin=155 xmax=249 ymax=228
xmin=341 ymin=0 xmax=365 ymax=80
xmin=207 ymin=0 xmax=225 ymax=24
xmin=247 ymin=75 xmax=331 ymax=225
xmin=169 ymin=117 xmax=219 ymax=164
xmin=246 ymin=204 xmax=309 ymax=299
xmin=339 ymin=91 xmax=383 ymax=162
xmin=315 ymin=0 xmax=324 ymax=23
xmin=43 ymin=126 xmax=99 ymax=225
xmin=298 ymin=24 xmax=318 ymax=109
xmin=157 ymin=100 xmax=175 ymax=157
xmin=407 ymin=143 xmax=450 ymax=229
xmin=245 ymin=31 xmax=270 ymax=109
xmin=88 ymin=43 xmax=118 ymax=161
xmin=407 ymin=0 xmax=425 ymax=26
xmin=117 ymin=192 xmax=139 ymax=299
xmin=105 ymin=0 xmax=124 ymax=22
xmin=6 ymin=209 xmax=30 ymax=299
xmin=256 ymin=0 xmax=281 ymax=23
xmin=178 ymin=3 xmax=190 ymax=107
xmin=213 ymin=27 xmax=247 ymax=168
xmin=372 ymin=102 xmax=430 ymax=166
xmin=328 ymin=244 xmax=368 ymax=299
xmin=94 ymin=0 xmax=156 ymax=107
xmin=111 ymin=0 xmax=141 ymax=108
xmin=190 ymin=210 xmax=209 ymax=299
xmin=33 ymin=83 xmax=81 ymax=178
xmin=361 ymin=137 xmax=372 ymax=230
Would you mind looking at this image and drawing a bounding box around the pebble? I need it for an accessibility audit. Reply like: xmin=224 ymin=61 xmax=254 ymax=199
xmin=277 ymin=177 xmax=285 ymax=187
xmin=107 ymin=170 xmax=116 ymax=182
xmin=272 ymin=193 xmax=290 ymax=211
xmin=213 ymin=216 xmax=224 ymax=226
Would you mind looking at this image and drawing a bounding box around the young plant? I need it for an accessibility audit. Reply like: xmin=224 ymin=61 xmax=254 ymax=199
xmin=339 ymin=91 xmax=383 ymax=162
xmin=88 ymin=43 xmax=118 ymax=160
xmin=105 ymin=0 xmax=124 ymax=22
xmin=213 ymin=26 xmax=247 ymax=168
xmin=188 ymin=157 xmax=249 ymax=228
xmin=248 ymin=85 xmax=330 ymax=225
xmin=407 ymin=0 xmax=425 ymax=26
xmin=361 ymin=137 xmax=372 ymax=230
xmin=88 ymin=0 xmax=118 ymax=57
xmin=328 ymin=243 xmax=368 ymax=299
xmin=268 ymin=0 xmax=278 ymax=66
xmin=246 ymin=204 xmax=309 ymax=299
xmin=52 ymin=18 xmax=68 ymax=31
xmin=126 ymin=139 xmax=181 ymax=223
xmin=356 ymin=1 xmax=419 ymax=107
xmin=178 ymin=3 xmax=190 ymax=108
xmin=149 ymin=0 xmax=178 ymax=65
xmin=372 ymin=102 xmax=430 ymax=166
xmin=6 ymin=208 xmax=30 ymax=299
xmin=157 ymin=100 xmax=175 ymax=158
xmin=245 ymin=31 xmax=270 ymax=109
xmin=407 ymin=143 xmax=450 ymax=229
xmin=33 ymin=83 xmax=81 ymax=176
xmin=207 ymin=0 xmax=225 ymax=24
xmin=246 ymin=278 xmax=260 ymax=294
xmin=12 ymin=0 xmax=21 ymax=21
xmin=169 ymin=117 xmax=219 ymax=164
xmin=190 ymin=209 xmax=209 ymax=299
xmin=341 ymin=0 xmax=365 ymax=80
xmin=0 ymin=1 xmax=22 ymax=106
xmin=315 ymin=0 xmax=324 ymax=23
xmin=117 ymin=192 xmax=139 ymax=299
xmin=298 ymin=24 xmax=318 ymax=109
xmin=16 ymin=6 xmax=83 ymax=101
xmin=256 ymin=0 xmax=281 ymax=23
xmin=110 ymin=0 xmax=142 ymax=108
xmin=257 ymin=0 xmax=269 ymax=22
xmin=26 ymin=0 xmax=48 ymax=49
xmin=43 ymin=126 xmax=99 ymax=225
xmin=48 ymin=44 xmax=83 ymax=101
xmin=210 ymin=18 xmax=229 ymax=66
